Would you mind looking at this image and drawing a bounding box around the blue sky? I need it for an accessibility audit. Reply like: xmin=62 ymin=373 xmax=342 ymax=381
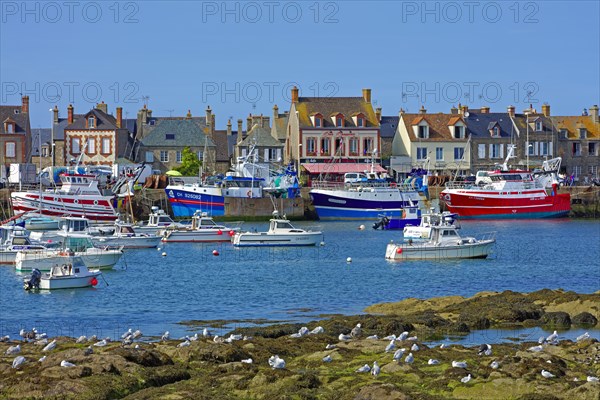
xmin=1 ymin=0 xmax=599 ymax=129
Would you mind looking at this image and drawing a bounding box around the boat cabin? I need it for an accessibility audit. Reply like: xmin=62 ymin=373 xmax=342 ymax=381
xmin=147 ymin=208 xmax=176 ymax=227
xmin=49 ymin=262 xmax=84 ymax=277
xmin=269 ymin=219 xmax=303 ymax=233
xmin=58 ymin=173 xmax=103 ymax=195
xmin=62 ymin=235 xmax=96 ymax=252
xmin=190 ymin=212 xmax=227 ymax=230
xmin=60 ymin=217 xmax=91 ymax=233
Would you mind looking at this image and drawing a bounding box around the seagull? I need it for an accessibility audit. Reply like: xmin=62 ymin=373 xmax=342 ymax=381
xmin=407 ymin=336 xmax=418 ymax=341
xmin=587 ymin=376 xmax=599 ymax=382
xmin=202 ymin=328 xmax=211 ymax=337
xmin=5 ymin=345 xmax=20 ymax=355
xmin=461 ymin=374 xmax=472 ymax=383
xmin=546 ymin=330 xmax=558 ymax=344
xmin=132 ymin=330 xmax=143 ymax=339
xmin=0 ymin=335 xmax=9 ymax=342
xmin=213 ymin=336 xmax=224 ymax=343
xmin=161 ymin=331 xmax=170 ymax=341
xmin=322 ymin=355 xmax=332 ymax=363
xmin=290 ymin=327 xmax=309 ymax=338
xmin=538 ymin=336 xmax=546 ymax=344
xmin=268 ymin=355 xmax=285 ymax=369
xmin=405 ymin=353 xmax=414 ymax=364
xmin=478 ymin=344 xmax=492 ymax=356
xmin=452 ymin=361 xmax=467 ymax=369
xmin=84 ymin=346 xmax=93 ymax=356
xmin=371 ymin=361 xmax=380 ymax=377
xmin=355 ymin=363 xmax=371 ymax=373
xmin=576 ymin=332 xmax=590 ymax=342
xmin=366 ymin=335 xmax=379 ymax=340
xmin=121 ymin=328 xmax=133 ymax=339
xmin=35 ymin=338 xmax=48 ymax=346
xmin=42 ymin=340 xmax=57 ymax=352
xmin=243 ymin=336 xmax=253 ymax=341
xmin=309 ymin=326 xmax=324 ymax=335
xmin=393 ymin=348 xmax=405 ymax=361
xmin=61 ymin=360 xmax=76 ymax=367
xmin=12 ymin=356 xmax=26 ymax=369
xmin=490 ymin=361 xmax=500 ymax=369
xmin=338 ymin=333 xmax=352 ymax=341
xmin=411 ymin=343 xmax=419 ymax=351
xmin=38 ymin=356 xmax=46 ymax=363
xmin=177 ymin=340 xmax=190 ymax=348
xmin=188 ymin=333 xmax=199 ymax=341
xmin=541 ymin=370 xmax=555 ymax=378
xmin=35 ymin=332 xmax=47 ymax=340
xmin=241 ymin=358 xmax=253 ymax=364
xmin=398 ymin=331 xmax=409 ymax=341
xmin=383 ymin=334 xmax=397 ymax=341
xmin=94 ymin=339 xmax=108 ymax=347
xmin=440 ymin=343 xmax=448 ymax=349
xmin=428 ymin=359 xmax=440 ymax=365
xmin=528 ymin=345 xmax=544 ymax=352
xmin=350 ymin=323 xmax=362 ymax=338
xmin=89 ymin=335 xmax=98 ymax=342
xmin=385 ymin=340 xmax=396 ymax=353
xmin=325 ymin=344 xmax=336 ymax=350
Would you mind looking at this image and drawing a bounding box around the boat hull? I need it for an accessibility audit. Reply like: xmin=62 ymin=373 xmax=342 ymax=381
xmin=232 ymin=232 xmax=323 ymax=247
xmin=11 ymin=192 xmax=117 ymax=222
xmin=385 ymin=240 xmax=495 ymax=260
xmin=15 ymin=250 xmax=122 ymax=271
xmin=38 ymin=271 xmax=102 ymax=290
xmin=440 ymin=189 xmax=571 ymax=219
xmin=92 ymin=235 xmax=161 ymax=249
xmin=165 ymin=186 xmax=224 ymax=218
xmin=161 ymin=228 xmax=238 ymax=243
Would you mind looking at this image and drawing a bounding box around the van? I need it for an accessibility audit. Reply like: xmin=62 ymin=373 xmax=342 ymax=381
xmin=344 ymin=173 xmax=367 ymax=184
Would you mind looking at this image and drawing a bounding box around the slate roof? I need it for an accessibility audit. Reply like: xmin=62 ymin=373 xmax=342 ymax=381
xmin=463 ymin=111 xmax=516 ymax=139
xmin=272 ymin=112 xmax=289 ymax=141
xmin=512 ymin=113 xmax=555 ymax=136
xmin=550 ymin=115 xmax=600 ymax=139
xmin=66 ymin=108 xmax=119 ymax=130
xmin=52 ymin=116 xmax=82 ymax=140
xmin=30 ymin=128 xmax=52 ymax=154
xmin=212 ymin=130 xmax=231 ymax=162
xmin=239 ymin=124 xmax=283 ymax=147
xmin=140 ymin=119 xmax=215 ymax=148
xmin=295 ymin=97 xmax=379 ymax=128
xmin=380 ymin=116 xmax=399 ymax=138
xmin=0 ymin=105 xmax=30 ymax=134
xmin=400 ymin=113 xmax=468 ymax=141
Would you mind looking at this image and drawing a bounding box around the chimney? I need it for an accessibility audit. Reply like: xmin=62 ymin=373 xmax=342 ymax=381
xmin=273 ymin=104 xmax=279 ymax=121
xmin=419 ymin=105 xmax=427 ymax=114
xmin=53 ymin=105 xmax=59 ymax=123
xmin=480 ymin=106 xmax=490 ymax=114
xmin=237 ymin=119 xmax=243 ymax=142
xmin=507 ymin=105 xmax=515 ymax=117
xmin=375 ymin=107 xmax=382 ymax=122
xmin=362 ymin=88 xmax=372 ymax=103
xmin=96 ymin=101 xmax=108 ymax=114
xmin=461 ymin=105 xmax=468 ymax=115
xmin=590 ymin=105 xmax=599 ymax=123
xmin=541 ymin=104 xmax=551 ymax=117
xmin=205 ymin=106 xmax=212 ymax=131
xmin=116 ymin=107 xmax=123 ymax=128
xmin=21 ymin=95 xmax=29 ymax=114
xmin=450 ymin=105 xmax=458 ymax=114
xmin=247 ymin=114 xmax=252 ymax=132
xmin=291 ymin=86 xmax=299 ymax=103
xmin=227 ymin=119 xmax=232 ymax=136
xmin=186 ymin=109 xmax=192 ymax=119
xmin=211 ymin=114 xmax=216 ymax=134
xmin=67 ymin=104 xmax=74 ymax=124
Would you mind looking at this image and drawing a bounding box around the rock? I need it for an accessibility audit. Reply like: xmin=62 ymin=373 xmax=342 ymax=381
xmin=111 ymin=348 xmax=173 ymax=367
xmin=541 ymin=312 xmax=572 ymax=327
xmin=572 ymin=312 xmax=598 ymax=327
xmin=354 ymin=384 xmax=410 ymax=400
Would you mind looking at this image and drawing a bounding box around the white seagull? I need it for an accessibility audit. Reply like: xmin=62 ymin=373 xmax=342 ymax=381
xmin=393 ymin=348 xmax=405 ymax=361
xmin=309 ymin=326 xmax=325 ymax=335
xmin=587 ymin=376 xmax=599 ymax=382
xmin=177 ymin=340 xmax=191 ymax=348
xmin=84 ymin=346 xmax=93 ymax=356
xmin=35 ymin=338 xmax=48 ymax=346
xmin=74 ymin=335 xmax=86 ymax=344
xmin=121 ymin=328 xmax=133 ymax=339
xmin=241 ymin=358 xmax=253 ymax=364
xmin=355 ymin=363 xmax=371 ymax=373
xmin=541 ymin=370 xmax=555 ymax=378
xmin=371 ymin=361 xmax=380 ymax=377
xmin=93 ymin=339 xmax=108 ymax=347
xmin=440 ymin=343 xmax=448 ymax=349
xmin=268 ymin=355 xmax=286 ymax=369
xmin=202 ymin=328 xmax=211 ymax=337
xmin=338 ymin=333 xmax=352 ymax=341
xmin=528 ymin=345 xmax=544 ymax=352
xmin=383 ymin=334 xmax=396 ymax=341
xmin=490 ymin=360 xmax=500 ymax=369
xmin=38 ymin=356 xmax=46 ymax=363
xmin=398 ymin=331 xmax=409 ymax=341
xmin=188 ymin=333 xmax=199 ymax=341
xmin=322 ymin=355 xmax=332 ymax=363
xmin=405 ymin=353 xmax=414 ymax=364
xmin=350 ymin=323 xmax=362 ymax=338
xmin=452 ymin=361 xmax=467 ymax=369
xmin=385 ymin=340 xmax=396 ymax=353
xmin=411 ymin=343 xmax=419 ymax=351
xmin=42 ymin=340 xmax=57 ymax=352
xmin=576 ymin=332 xmax=590 ymax=342
xmin=478 ymin=344 xmax=492 ymax=356
xmin=325 ymin=344 xmax=336 ymax=350
xmin=461 ymin=374 xmax=472 ymax=383
xmin=546 ymin=330 xmax=558 ymax=344
xmin=428 ymin=359 xmax=440 ymax=365
xmin=290 ymin=327 xmax=309 ymax=338
xmin=61 ymin=360 xmax=76 ymax=367
xmin=132 ymin=330 xmax=143 ymax=339
xmin=5 ymin=345 xmax=20 ymax=355
xmin=12 ymin=356 xmax=26 ymax=369
xmin=161 ymin=331 xmax=170 ymax=341
xmin=0 ymin=335 xmax=9 ymax=342
xmin=366 ymin=335 xmax=379 ymax=340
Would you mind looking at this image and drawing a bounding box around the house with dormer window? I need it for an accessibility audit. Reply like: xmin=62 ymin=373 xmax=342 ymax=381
xmin=286 ymin=87 xmax=382 ymax=182
xmin=393 ymin=106 xmax=470 ymax=176
xmin=509 ymin=104 xmax=559 ymax=169
xmin=1 ymin=96 xmax=31 ymax=165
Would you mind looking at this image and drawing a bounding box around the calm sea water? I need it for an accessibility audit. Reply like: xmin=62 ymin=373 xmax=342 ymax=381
xmin=1 ymin=218 xmax=598 ymax=343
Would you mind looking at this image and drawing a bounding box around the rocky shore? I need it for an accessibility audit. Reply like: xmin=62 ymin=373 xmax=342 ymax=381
xmin=1 ymin=289 xmax=599 ymax=399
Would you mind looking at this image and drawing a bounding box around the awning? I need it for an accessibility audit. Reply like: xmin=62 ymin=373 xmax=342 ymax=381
xmin=301 ymin=163 xmax=387 ymax=174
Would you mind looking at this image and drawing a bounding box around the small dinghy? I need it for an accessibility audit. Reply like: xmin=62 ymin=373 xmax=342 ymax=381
xmin=23 ymin=261 xmax=102 ymax=290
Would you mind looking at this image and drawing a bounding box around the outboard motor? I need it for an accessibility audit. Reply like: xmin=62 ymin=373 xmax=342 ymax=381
xmin=24 ymin=269 xmax=42 ymax=290
xmin=372 ymin=216 xmax=390 ymax=230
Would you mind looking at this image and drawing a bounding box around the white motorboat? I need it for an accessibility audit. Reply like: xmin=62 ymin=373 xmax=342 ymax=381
xmin=160 ymin=212 xmax=240 ymax=243
xmin=232 ymin=213 xmax=323 ymax=247
xmin=23 ymin=262 xmax=102 ymax=290
xmin=402 ymin=210 xmax=458 ymax=241
xmin=15 ymin=234 xmax=123 ymax=271
xmin=134 ymin=207 xmax=186 ymax=235
xmin=29 ymin=216 xmax=114 ymax=245
xmin=0 ymin=226 xmax=47 ymax=264
xmin=92 ymin=222 xmax=161 ymax=249
xmin=386 ymin=224 xmax=495 ymax=260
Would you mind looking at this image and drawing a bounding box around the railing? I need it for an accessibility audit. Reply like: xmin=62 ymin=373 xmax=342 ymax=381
xmin=310 ymin=180 xmax=420 ymax=192
xmin=478 ymin=231 xmax=496 ymax=242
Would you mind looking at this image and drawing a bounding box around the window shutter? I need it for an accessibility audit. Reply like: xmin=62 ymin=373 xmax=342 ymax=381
xmin=489 ymin=144 xmax=493 ymax=158
xmin=499 ymin=144 xmax=504 ymax=158
xmin=549 ymin=142 xmax=553 ymax=156
xmin=264 ymin=149 xmax=269 ymax=161
xmin=276 ymin=149 xmax=282 ymax=161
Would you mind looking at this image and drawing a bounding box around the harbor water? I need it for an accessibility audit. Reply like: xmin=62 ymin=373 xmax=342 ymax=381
xmin=0 ymin=218 xmax=598 ymax=342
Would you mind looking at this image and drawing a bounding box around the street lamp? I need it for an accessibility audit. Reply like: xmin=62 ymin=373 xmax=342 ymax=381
xmin=48 ymin=108 xmax=54 ymax=170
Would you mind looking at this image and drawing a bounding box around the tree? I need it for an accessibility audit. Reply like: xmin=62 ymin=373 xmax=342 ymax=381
xmin=175 ymin=147 xmax=202 ymax=176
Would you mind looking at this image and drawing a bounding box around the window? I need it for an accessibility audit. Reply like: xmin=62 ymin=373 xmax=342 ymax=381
xmin=197 ymin=151 xmax=203 ymax=160
xmin=145 ymin=151 xmax=154 ymax=162
xmin=349 ymin=138 xmax=358 ymax=155
xmin=418 ymin=125 xmax=428 ymax=139
xmin=87 ymin=138 xmax=96 ymax=154
xmin=357 ymin=117 xmax=364 ymax=127
xmin=166 ymin=133 xmax=175 ymax=140
xmin=6 ymin=123 xmax=14 ymax=133
xmin=535 ymin=120 xmax=543 ymax=132
xmin=573 ymin=165 xmax=582 ymax=177
xmin=363 ymin=138 xmax=373 ymax=155
xmin=101 ymin=138 xmax=110 ymax=154
xmin=589 ymin=142 xmax=597 ymax=156
xmin=490 ymin=143 xmax=503 ymax=159
xmin=454 ymin=126 xmax=464 ymax=139
xmin=454 ymin=147 xmax=464 ymax=161
xmin=5 ymin=142 xmax=16 ymax=157
xmin=335 ymin=137 xmax=344 ymax=155
xmin=315 ymin=118 xmax=321 ymax=127
xmin=416 ymin=147 xmax=427 ymax=160
xmin=478 ymin=144 xmax=486 ymax=159
xmin=572 ymin=142 xmax=581 ymax=156
xmin=320 ymin=138 xmax=330 ymax=155
xmin=88 ymin=117 xmax=95 ymax=128
xmin=336 ymin=116 xmax=343 ymax=127
xmin=579 ymin=129 xmax=587 ymax=139
xmin=176 ymin=151 xmax=182 ymax=163
xmin=41 ymin=147 xmax=48 ymax=157
xmin=589 ymin=165 xmax=598 ymax=177
xmin=160 ymin=150 xmax=169 ymax=162
xmin=71 ymin=138 xmax=81 ymax=154
xmin=492 ymin=126 xmax=500 ymax=137
xmin=435 ymin=147 xmax=443 ymax=161
xmin=306 ymin=138 xmax=316 ymax=155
